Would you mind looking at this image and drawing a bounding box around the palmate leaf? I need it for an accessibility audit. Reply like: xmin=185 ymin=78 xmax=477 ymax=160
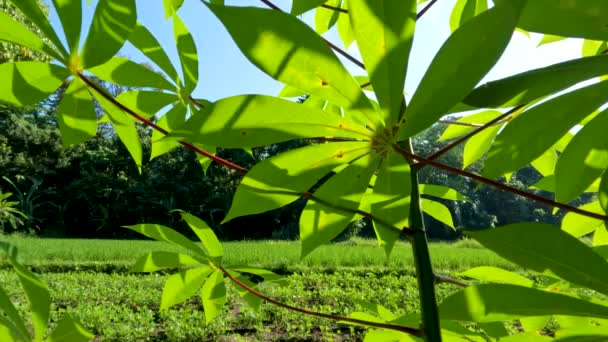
xmin=129 ymin=23 xmax=180 ymax=83
xmin=420 ymin=184 xmax=468 ymax=202
xmin=224 ymin=142 xmax=371 ymax=222
xmin=130 ymin=251 xmax=203 ymax=273
xmin=349 ymin=0 xmax=416 ymax=126
xmin=80 ymin=0 xmax=137 ymax=69
xmin=440 ymin=283 xmax=608 ymax=323
xmin=56 ymin=78 xmax=97 ymax=148
xmin=421 ymin=199 xmax=454 ymax=230
xmin=484 ymin=80 xmax=608 ymax=180
xmin=227 ymin=271 xmax=262 ymax=311
xmin=464 ymin=54 xmax=608 ymax=108
xmin=162 ymin=0 xmax=184 ymax=19
xmin=555 ymin=109 xmax=608 ymax=203
xmin=314 ymin=0 xmax=340 ymax=35
xmin=201 ymin=270 xmax=226 ymax=323
xmin=51 ymin=0 xmax=81 ymax=53
xmin=89 ymin=57 xmax=176 ymax=91
xmin=9 ymin=259 xmax=50 ymax=342
xmin=0 ymin=62 xmax=69 ymax=106
xmin=438 ymin=110 xmax=502 ymax=141
xmin=0 ymin=11 xmax=64 ymax=61
xmin=0 ymin=287 xmax=29 ymax=341
xmin=292 ymin=0 xmax=331 ymax=15
xmin=300 ymin=154 xmax=379 ymax=257
xmin=530 ymin=148 xmax=557 ymax=177
xmin=168 ymin=95 xmax=372 ymax=148
xmin=468 ymin=223 xmax=608 ymax=296
xmin=449 ymin=0 xmax=487 ymax=33
xmin=113 ymin=90 xmax=177 ymax=120
xmin=46 ymin=313 xmax=94 ymax=342
xmin=206 ymin=4 xmax=378 ymax=126
xmin=336 ymin=1 xmax=354 ymax=48
xmin=397 ymin=0 xmax=526 ymax=140
xmin=458 ymin=266 xmax=534 ymax=287
xmin=178 ymin=212 xmax=223 ymax=261
xmin=151 ymin=103 xmax=187 ymax=160
xmin=514 ymin=0 xmax=608 ymax=41
xmin=561 ymin=201 xmax=605 ymax=238
xmin=462 ymin=122 xmax=503 ymax=169
xmin=123 ymin=224 xmax=206 ymax=257
xmin=173 ymin=15 xmax=198 ymax=94
xmin=160 ymin=266 xmax=212 ymax=310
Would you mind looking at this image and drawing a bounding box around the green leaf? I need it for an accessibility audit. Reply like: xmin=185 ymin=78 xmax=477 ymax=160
xmin=92 ymin=91 xmax=144 ymax=173
xmin=420 ymin=184 xmax=468 ymax=202
xmin=449 ymin=0 xmax=488 ymax=33
xmin=397 ymin=0 xmax=526 ymax=140
xmin=561 ymin=201 xmax=605 ymax=238
xmin=170 ymin=95 xmax=372 ymax=148
xmin=438 ymin=110 xmax=501 ymax=141
xmin=151 ymin=104 xmax=187 ymax=160
xmin=538 ymin=34 xmax=565 ymax=47
xmin=315 ymin=0 xmax=340 ymax=35
xmin=227 ymin=271 xmax=262 ymax=311
xmin=278 ymin=84 xmax=306 ymax=97
xmin=129 ymin=23 xmax=180 ymax=83
xmin=292 ymin=0 xmax=330 ymax=15
xmin=178 ymin=212 xmax=223 ymax=260
xmin=349 ymin=0 xmax=416 ymax=125
xmin=123 ymin=224 xmax=206 ymax=257
xmin=114 ymin=90 xmax=177 ymax=120
xmin=531 ymin=148 xmax=557 ymax=177
xmin=56 ymin=78 xmax=97 ymax=148
xmin=463 ymin=123 xmax=503 ymax=168
xmin=336 ymin=1 xmax=354 ymax=48
xmin=0 ymin=11 xmax=64 ymax=61
xmin=0 ymin=287 xmax=29 ymax=341
xmin=9 ymin=259 xmax=50 ymax=342
xmin=80 ymin=0 xmax=137 ymax=68
xmin=197 ymin=144 xmax=217 ymax=174
xmin=484 ymin=81 xmax=608 ymax=179
xmin=47 ymin=313 xmax=94 ymax=342
xmin=582 ymin=39 xmax=608 ymax=58
xmin=520 ymin=316 xmax=549 ymax=334
xmin=366 ymin=151 xmax=411 ymax=256
xmin=498 ymin=333 xmax=552 ymax=341
xmin=7 ymin=0 xmax=68 ymax=58
xmin=440 ymin=283 xmax=608 ymax=322
xmin=129 ymin=251 xmax=203 ymax=273
xmin=173 ymin=15 xmax=198 ymax=93
xmin=89 ymin=57 xmax=176 ymax=91
xmin=300 ymin=154 xmax=379 ymax=257
xmin=225 ymin=142 xmax=370 ymax=222
xmin=51 ymin=0 xmax=81 ymax=53
xmin=515 ymin=0 xmax=608 ymax=41
xmin=594 ymin=226 xmax=608 ymax=247
xmin=160 ymin=267 xmax=211 ymax=310
xmin=479 ymin=322 xmax=509 ymax=338
xmin=601 ymin=172 xmax=608 ymax=215
xmin=163 ymin=0 xmax=184 ymax=19
xmin=458 ymin=266 xmax=533 ymax=287
xmin=206 ymin=4 xmax=376 ymax=125
xmin=468 ymin=223 xmax=608 ymax=296
xmin=464 ymin=54 xmax=608 ymax=108
xmin=556 ymin=109 xmax=608 ymax=203
xmin=0 ymin=62 xmax=68 ymax=106
xmin=201 ymin=270 xmax=226 ymax=323
xmin=421 ymin=198 xmax=454 ymax=230
xmin=0 ymin=315 xmax=28 ymax=342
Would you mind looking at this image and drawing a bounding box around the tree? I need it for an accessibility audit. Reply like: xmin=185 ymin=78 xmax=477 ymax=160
xmin=2 ymin=0 xmax=608 ymax=341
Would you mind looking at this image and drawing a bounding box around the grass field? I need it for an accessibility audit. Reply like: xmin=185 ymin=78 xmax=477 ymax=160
xmin=0 ymin=236 xmax=519 ymax=341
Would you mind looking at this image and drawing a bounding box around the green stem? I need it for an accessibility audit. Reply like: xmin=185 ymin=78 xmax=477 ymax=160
xmin=408 ymin=143 xmax=442 ymax=341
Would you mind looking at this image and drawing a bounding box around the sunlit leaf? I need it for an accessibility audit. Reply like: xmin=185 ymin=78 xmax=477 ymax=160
xmin=300 ymin=154 xmax=379 ymax=257
xmin=520 ymin=316 xmax=549 ymax=334
xmin=170 ymin=95 xmax=372 ymax=148
xmin=469 ymin=223 xmax=608 ymax=295
xmin=464 ymin=54 xmax=608 ymax=108
xmin=123 ymin=224 xmax=206 ymax=257
xmin=162 ymin=0 xmax=184 ymax=19
xmin=292 ymin=0 xmax=330 ymax=15
xmin=397 ymin=0 xmax=526 ymax=140
xmin=421 ymin=198 xmax=454 ymax=230
xmin=315 ymin=0 xmax=340 ymax=35
xmin=0 ymin=62 xmax=68 ymax=106
xmin=9 ymin=259 xmax=50 ymax=342
xmin=278 ymin=84 xmax=306 ymax=97
xmin=0 ymin=11 xmax=64 ymax=61
xmin=449 ymin=0 xmax=488 ymax=33
xmin=601 ymin=172 xmax=608 ymax=215
xmin=225 ymin=142 xmax=370 ymax=222
xmin=479 ymin=322 xmax=509 ymax=339
xmin=440 ymin=283 xmax=608 ymax=322
xmin=227 ymin=271 xmax=262 ymax=311
xmin=80 ymin=0 xmax=137 ymax=68
xmin=196 ymin=144 xmax=217 ymax=174
xmin=561 ymin=201 xmax=605 ymax=238
xmin=420 ymin=184 xmax=468 ymax=202
xmin=515 ymin=0 xmax=608 ymax=41
xmin=7 ymin=0 xmax=68 ymax=57
xmin=51 ymin=0 xmax=81 ymax=53
xmin=178 ymin=212 xmax=223 ymax=260
xmin=458 ymin=266 xmax=533 ymax=287
xmin=556 ymin=109 xmax=608 ymax=203
xmin=531 ymin=148 xmax=557 ymax=177
xmin=336 ymin=1 xmax=354 ymax=48
xmin=151 ymin=104 xmax=187 ymax=159
xmin=463 ymin=123 xmax=503 ymax=169
xmin=129 ymin=251 xmax=203 ymax=273
xmin=438 ymin=110 xmax=501 ymax=141
xmin=484 ymin=81 xmax=608 ymax=179
xmin=47 ymin=313 xmax=94 ymax=342
xmin=129 ymin=23 xmax=180 ymax=83
xmin=207 ymin=4 xmax=377 ymax=125
xmin=0 ymin=315 xmax=27 ymax=342
xmin=537 ymin=34 xmax=565 ymax=47
xmin=160 ymin=267 xmax=211 ymax=310
xmin=173 ymin=15 xmax=198 ymax=93
xmin=582 ymin=39 xmax=608 ymax=58
xmin=349 ymin=0 xmax=416 ymax=125
xmin=0 ymin=287 xmax=29 ymax=341
xmin=56 ymin=78 xmax=97 ymax=148
xmin=89 ymin=57 xmax=176 ymax=91
xmin=201 ymin=270 xmax=226 ymax=323
xmin=114 ymin=90 xmax=177 ymax=120
xmin=594 ymin=226 xmax=608 ymax=247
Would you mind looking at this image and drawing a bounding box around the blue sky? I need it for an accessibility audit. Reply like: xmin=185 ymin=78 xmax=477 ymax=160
xmin=47 ymin=0 xmax=583 ymax=102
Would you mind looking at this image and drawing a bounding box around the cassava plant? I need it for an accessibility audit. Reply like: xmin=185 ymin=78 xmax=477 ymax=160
xmin=1 ymin=0 xmax=608 ymax=340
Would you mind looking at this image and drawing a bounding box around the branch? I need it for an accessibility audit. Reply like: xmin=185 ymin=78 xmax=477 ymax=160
xmin=427 ymin=105 xmax=523 ymax=161
xmin=220 ymin=265 xmax=423 ymax=337
xmin=321 ymin=4 xmax=348 ymax=14
xmin=417 ymin=0 xmax=439 ymax=20
xmin=434 ymin=273 xmax=468 ymax=287
xmin=78 ymin=73 xmax=248 ymax=174
xmin=392 ymin=143 xmax=608 ymax=221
